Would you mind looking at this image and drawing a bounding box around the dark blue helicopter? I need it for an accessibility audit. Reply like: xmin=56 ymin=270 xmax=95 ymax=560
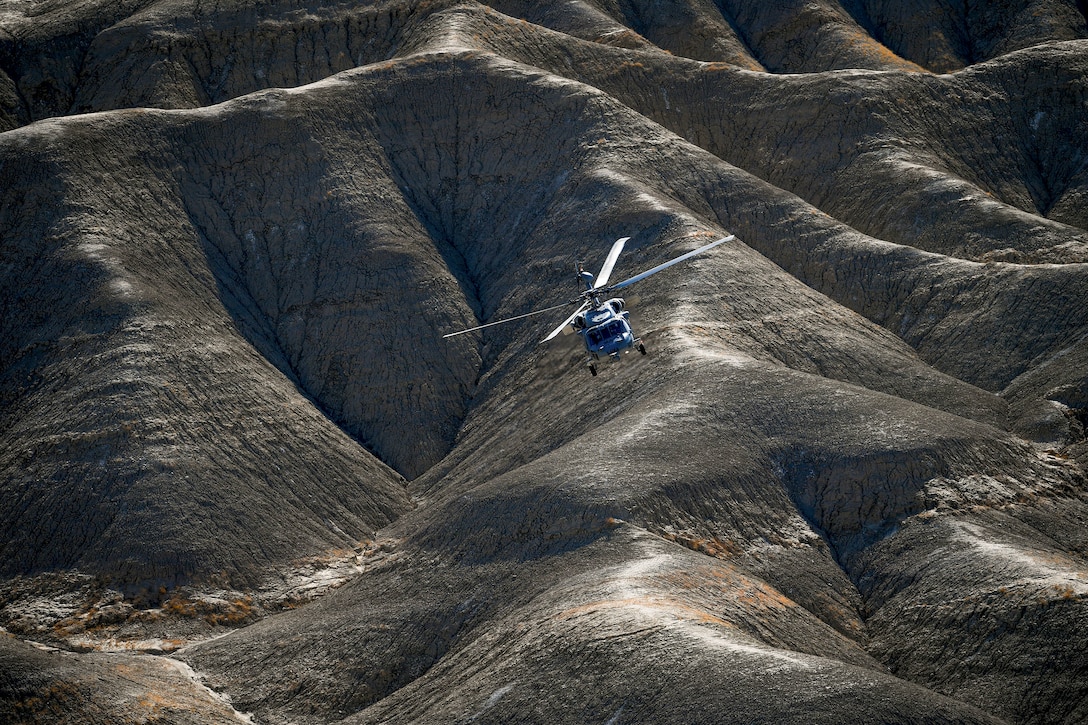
xmin=445 ymin=234 xmax=734 ymax=375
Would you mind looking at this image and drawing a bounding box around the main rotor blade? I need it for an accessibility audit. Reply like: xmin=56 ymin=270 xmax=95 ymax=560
xmin=593 ymin=236 xmax=629 ymax=289
xmin=443 ymin=301 xmax=575 ymax=338
xmin=609 ymin=235 xmax=734 ymax=291
xmin=542 ymin=301 xmax=590 ymax=342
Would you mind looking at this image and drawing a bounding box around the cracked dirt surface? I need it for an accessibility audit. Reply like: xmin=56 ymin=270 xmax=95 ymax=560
xmin=2 ymin=1 xmax=1088 ymax=723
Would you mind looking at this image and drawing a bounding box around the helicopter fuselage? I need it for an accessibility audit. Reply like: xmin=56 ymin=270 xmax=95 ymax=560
xmin=573 ymin=298 xmax=642 ymax=360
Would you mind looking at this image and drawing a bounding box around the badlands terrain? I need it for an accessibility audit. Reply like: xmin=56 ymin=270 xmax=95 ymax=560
xmin=2 ymin=0 xmax=1088 ymax=722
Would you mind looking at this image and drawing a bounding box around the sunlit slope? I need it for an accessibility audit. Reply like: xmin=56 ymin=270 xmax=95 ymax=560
xmin=161 ymin=53 xmax=1086 ymax=725
xmin=4 ymin=0 xmax=1086 ymax=130
xmin=1 ymin=2 xmax=1087 ymax=724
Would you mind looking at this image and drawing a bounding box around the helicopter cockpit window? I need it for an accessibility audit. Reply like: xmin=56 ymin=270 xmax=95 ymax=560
xmin=587 ymin=321 xmax=628 ymax=347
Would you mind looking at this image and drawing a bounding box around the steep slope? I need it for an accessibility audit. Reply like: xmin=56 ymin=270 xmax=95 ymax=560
xmin=2 ymin=2 xmax=1088 ymax=724
xmin=846 ymin=0 xmax=1088 ymax=71
xmin=0 ymin=103 xmax=416 ymax=591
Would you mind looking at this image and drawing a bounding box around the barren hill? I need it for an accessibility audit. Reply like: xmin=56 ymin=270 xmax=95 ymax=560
xmin=2 ymin=1 xmax=1088 ymax=723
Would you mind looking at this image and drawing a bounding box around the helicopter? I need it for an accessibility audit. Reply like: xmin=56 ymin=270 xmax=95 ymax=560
xmin=444 ymin=233 xmax=735 ymax=375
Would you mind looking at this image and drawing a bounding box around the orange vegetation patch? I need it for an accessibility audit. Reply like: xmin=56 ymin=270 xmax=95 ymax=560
xmin=8 ymin=683 xmax=83 ymax=718
xmin=134 ymin=690 xmax=196 ymax=718
xmin=1052 ymin=584 xmax=1082 ymax=601
xmin=840 ymin=25 xmax=927 ymax=72
xmin=670 ymin=602 xmax=735 ymax=628
xmin=657 ymin=530 xmax=742 ymax=558
xmin=554 ymin=596 xmax=661 ymax=620
xmin=660 ymin=566 xmax=798 ymax=611
xmin=162 ymin=593 xmax=257 ymax=626
xmin=734 ymin=582 xmax=797 ymax=610
xmin=553 ymin=595 xmax=735 ymax=629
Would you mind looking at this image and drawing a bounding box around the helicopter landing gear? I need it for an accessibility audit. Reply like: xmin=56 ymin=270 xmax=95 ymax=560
xmin=588 ymin=363 xmax=598 ymax=376
xmin=638 ymin=343 xmax=646 ymax=355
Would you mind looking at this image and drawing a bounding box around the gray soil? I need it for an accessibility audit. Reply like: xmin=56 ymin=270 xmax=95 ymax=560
xmin=2 ymin=1 xmax=1087 ymax=723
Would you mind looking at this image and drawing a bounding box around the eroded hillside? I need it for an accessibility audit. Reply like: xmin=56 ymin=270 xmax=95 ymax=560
xmin=2 ymin=1 xmax=1087 ymax=723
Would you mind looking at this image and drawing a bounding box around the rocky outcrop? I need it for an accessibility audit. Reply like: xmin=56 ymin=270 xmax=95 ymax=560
xmin=5 ymin=0 xmax=1085 ymax=130
xmin=0 ymin=632 xmax=246 ymax=723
